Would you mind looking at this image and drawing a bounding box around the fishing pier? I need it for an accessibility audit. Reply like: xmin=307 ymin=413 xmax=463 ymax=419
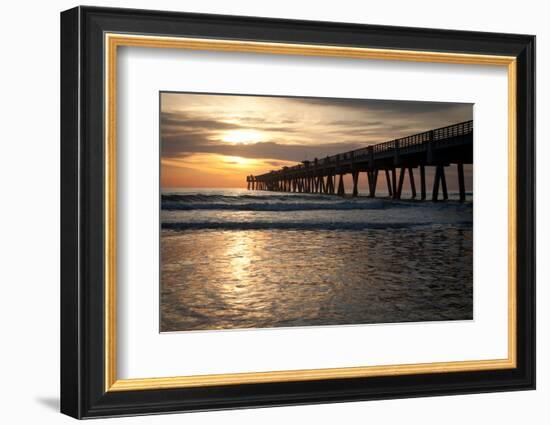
xmin=246 ymin=120 xmax=473 ymax=201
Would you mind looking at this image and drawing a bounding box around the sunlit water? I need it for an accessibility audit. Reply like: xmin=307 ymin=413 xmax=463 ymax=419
xmin=160 ymin=188 xmax=473 ymax=332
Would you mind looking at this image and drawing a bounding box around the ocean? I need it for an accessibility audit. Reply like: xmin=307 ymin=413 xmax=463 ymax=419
xmin=160 ymin=188 xmax=473 ymax=332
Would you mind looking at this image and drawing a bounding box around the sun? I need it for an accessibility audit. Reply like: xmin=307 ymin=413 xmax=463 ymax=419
xmin=224 ymin=156 xmax=253 ymax=167
xmin=221 ymin=130 xmax=264 ymax=144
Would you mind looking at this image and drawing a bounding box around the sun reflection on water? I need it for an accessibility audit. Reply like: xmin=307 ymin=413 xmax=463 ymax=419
xmin=160 ymin=227 xmax=473 ymax=332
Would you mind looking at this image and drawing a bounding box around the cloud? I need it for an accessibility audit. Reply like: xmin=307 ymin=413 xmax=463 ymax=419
xmin=265 ymin=160 xmax=292 ymax=167
xmin=238 ymin=117 xmax=269 ymax=124
xmin=161 ymin=111 xmax=241 ymax=131
xmin=261 ymin=125 xmax=300 ymax=132
xmin=328 ymin=120 xmax=384 ymax=127
xmin=160 ymin=95 xmax=473 ymax=165
xmin=162 ymin=135 xmax=363 ymax=163
xmin=294 ymin=97 xmax=472 ymax=115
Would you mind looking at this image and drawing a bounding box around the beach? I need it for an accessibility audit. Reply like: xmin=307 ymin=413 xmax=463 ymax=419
xmin=160 ymin=188 xmax=473 ymax=332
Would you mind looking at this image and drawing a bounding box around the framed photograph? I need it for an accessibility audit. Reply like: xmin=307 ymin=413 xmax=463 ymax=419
xmin=60 ymin=6 xmax=535 ymax=419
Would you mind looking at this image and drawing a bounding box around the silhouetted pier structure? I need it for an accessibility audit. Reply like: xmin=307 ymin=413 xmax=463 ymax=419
xmin=247 ymin=120 xmax=472 ymax=201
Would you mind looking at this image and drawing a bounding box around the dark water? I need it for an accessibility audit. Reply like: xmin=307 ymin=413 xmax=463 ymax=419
xmin=160 ymin=189 xmax=473 ymax=332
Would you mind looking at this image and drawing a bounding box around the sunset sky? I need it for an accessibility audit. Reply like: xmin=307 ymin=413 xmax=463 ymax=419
xmin=160 ymin=92 xmax=473 ymax=190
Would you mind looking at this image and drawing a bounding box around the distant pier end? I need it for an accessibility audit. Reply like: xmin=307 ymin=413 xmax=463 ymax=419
xmin=248 ymin=120 xmax=473 ymax=202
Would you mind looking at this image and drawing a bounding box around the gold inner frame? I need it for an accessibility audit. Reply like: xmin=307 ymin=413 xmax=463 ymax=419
xmin=104 ymin=33 xmax=517 ymax=392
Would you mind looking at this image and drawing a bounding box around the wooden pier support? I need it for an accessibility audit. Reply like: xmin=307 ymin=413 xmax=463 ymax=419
xmin=420 ymin=165 xmax=426 ymax=200
xmin=337 ymin=174 xmax=345 ymax=196
xmin=432 ymin=165 xmax=448 ymax=201
xmin=352 ymin=171 xmax=359 ymax=197
xmin=367 ymin=170 xmax=378 ymax=197
xmin=385 ymin=169 xmax=393 ymax=197
xmin=432 ymin=166 xmax=440 ymax=201
xmin=391 ymin=168 xmax=397 ymax=198
xmin=253 ymin=163 xmax=460 ymax=201
xmin=326 ymin=174 xmax=335 ymax=194
xmin=396 ymin=167 xmax=406 ymax=199
xmin=457 ymin=163 xmax=466 ymax=202
xmin=441 ymin=167 xmax=448 ymax=200
xmin=408 ymin=168 xmax=416 ymax=199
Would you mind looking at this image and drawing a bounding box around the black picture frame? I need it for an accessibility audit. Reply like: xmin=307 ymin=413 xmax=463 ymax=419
xmin=61 ymin=5 xmax=535 ymax=419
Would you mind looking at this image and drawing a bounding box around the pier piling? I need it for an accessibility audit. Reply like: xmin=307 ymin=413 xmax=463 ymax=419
xmin=385 ymin=170 xmax=393 ymax=197
xmin=420 ymin=165 xmax=426 ymax=200
xmin=457 ymin=163 xmax=466 ymax=202
xmin=408 ymin=167 xmax=417 ymax=199
xmin=352 ymin=171 xmax=359 ymax=197
xmin=396 ymin=167 xmax=406 ymax=199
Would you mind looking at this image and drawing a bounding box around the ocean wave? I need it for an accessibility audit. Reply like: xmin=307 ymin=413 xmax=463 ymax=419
xmin=162 ymin=221 xmax=472 ymax=231
xmin=160 ymin=193 xmax=438 ymax=212
xmin=162 ymin=193 xmax=370 ymax=204
xmin=162 ymin=201 xmax=393 ymax=211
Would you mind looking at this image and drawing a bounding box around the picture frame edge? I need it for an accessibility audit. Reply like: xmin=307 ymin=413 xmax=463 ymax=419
xmin=60 ymin=6 xmax=536 ymax=419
